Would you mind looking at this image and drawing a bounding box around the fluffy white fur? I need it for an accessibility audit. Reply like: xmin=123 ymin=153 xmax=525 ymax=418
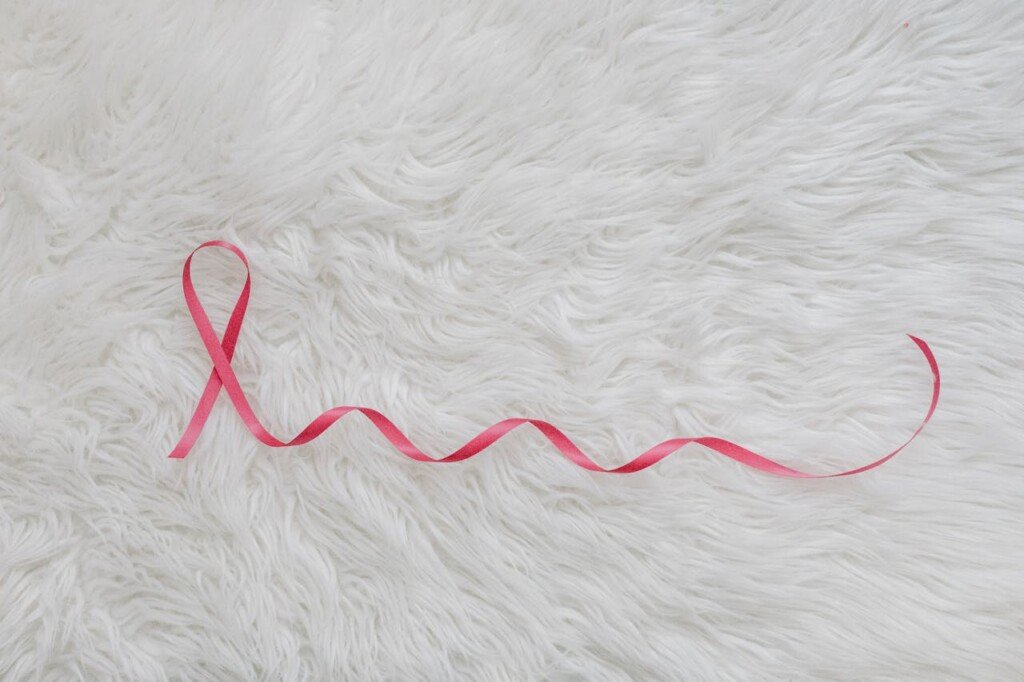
xmin=2 ymin=1 xmax=1022 ymax=679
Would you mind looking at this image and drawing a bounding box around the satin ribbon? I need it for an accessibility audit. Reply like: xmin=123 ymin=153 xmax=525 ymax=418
xmin=169 ymin=240 xmax=940 ymax=477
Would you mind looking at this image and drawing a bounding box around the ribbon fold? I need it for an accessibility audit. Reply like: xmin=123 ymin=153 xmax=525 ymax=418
xmin=169 ymin=240 xmax=940 ymax=477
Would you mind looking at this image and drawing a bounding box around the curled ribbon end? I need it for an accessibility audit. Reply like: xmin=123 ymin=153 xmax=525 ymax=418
xmin=167 ymin=242 xmax=940 ymax=477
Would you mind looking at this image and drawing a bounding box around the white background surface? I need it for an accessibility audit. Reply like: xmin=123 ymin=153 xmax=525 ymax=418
xmin=2 ymin=1 xmax=1022 ymax=678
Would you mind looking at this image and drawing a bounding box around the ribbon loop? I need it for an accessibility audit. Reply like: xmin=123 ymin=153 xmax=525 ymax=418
xmin=169 ymin=241 xmax=940 ymax=478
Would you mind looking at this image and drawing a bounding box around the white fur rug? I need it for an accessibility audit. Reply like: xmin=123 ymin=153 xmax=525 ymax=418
xmin=2 ymin=1 xmax=1022 ymax=679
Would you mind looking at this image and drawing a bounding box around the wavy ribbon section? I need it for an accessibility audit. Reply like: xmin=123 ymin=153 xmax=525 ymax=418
xmin=169 ymin=240 xmax=940 ymax=477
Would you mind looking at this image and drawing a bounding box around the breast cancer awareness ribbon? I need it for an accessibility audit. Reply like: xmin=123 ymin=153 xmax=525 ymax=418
xmin=168 ymin=241 xmax=940 ymax=477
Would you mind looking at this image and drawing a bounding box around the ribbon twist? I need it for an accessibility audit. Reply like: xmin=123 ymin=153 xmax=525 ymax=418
xmin=169 ymin=241 xmax=940 ymax=477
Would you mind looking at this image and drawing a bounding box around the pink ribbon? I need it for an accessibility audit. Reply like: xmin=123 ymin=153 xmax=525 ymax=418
xmin=169 ymin=240 xmax=940 ymax=477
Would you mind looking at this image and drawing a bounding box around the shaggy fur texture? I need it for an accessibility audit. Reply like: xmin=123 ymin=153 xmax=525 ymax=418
xmin=2 ymin=1 xmax=1023 ymax=679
